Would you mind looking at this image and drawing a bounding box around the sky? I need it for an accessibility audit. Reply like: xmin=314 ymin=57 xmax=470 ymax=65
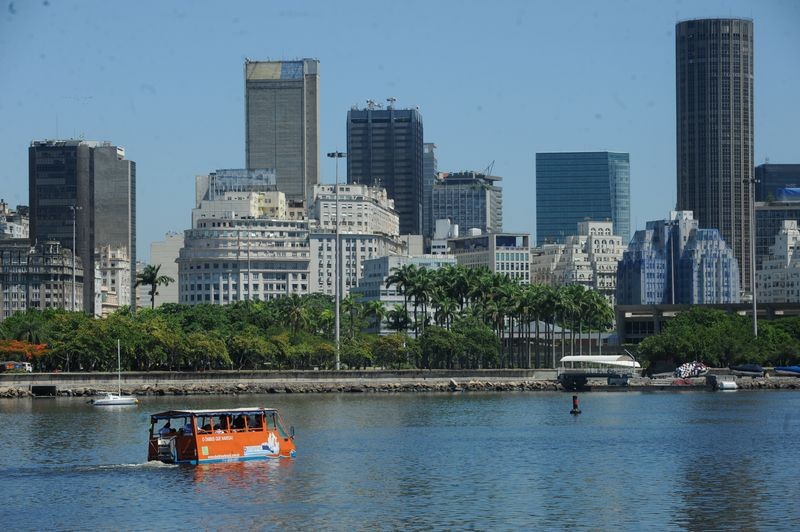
xmin=1 ymin=0 xmax=799 ymax=262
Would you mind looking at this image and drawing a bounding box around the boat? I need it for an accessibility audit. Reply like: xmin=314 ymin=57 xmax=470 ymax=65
xmin=91 ymin=339 xmax=138 ymax=406
xmin=147 ymin=407 xmax=296 ymax=464
xmin=717 ymin=379 xmax=738 ymax=391
xmin=730 ymin=363 xmax=764 ymax=378
xmin=674 ymin=361 xmax=709 ymax=378
xmin=773 ymin=365 xmax=800 ymax=377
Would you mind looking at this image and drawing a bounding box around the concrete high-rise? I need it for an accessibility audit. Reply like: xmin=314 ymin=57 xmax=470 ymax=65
xmin=535 ymin=152 xmax=630 ymax=246
xmin=28 ymin=140 xmax=135 ymax=315
xmin=347 ymin=104 xmax=424 ymax=236
xmin=676 ymin=18 xmax=754 ymax=292
xmin=245 ymin=59 xmax=319 ymax=204
xmin=432 ymin=170 xmax=503 ymax=235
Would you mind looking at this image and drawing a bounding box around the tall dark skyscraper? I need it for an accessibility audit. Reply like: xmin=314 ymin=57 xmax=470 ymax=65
xmin=245 ymin=59 xmax=319 ymax=203
xmin=676 ymin=18 xmax=754 ymax=291
xmin=347 ymin=105 xmax=424 ymax=235
xmin=535 ymin=152 xmax=630 ymax=246
xmin=29 ymin=140 xmax=136 ymax=314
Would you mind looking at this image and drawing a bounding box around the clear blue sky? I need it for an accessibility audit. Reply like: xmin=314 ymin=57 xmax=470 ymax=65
xmin=1 ymin=0 xmax=798 ymax=261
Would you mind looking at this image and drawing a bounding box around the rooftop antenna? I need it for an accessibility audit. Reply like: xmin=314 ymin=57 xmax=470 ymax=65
xmin=366 ymin=99 xmax=378 ymax=110
xmin=386 ymin=97 xmax=396 ymax=109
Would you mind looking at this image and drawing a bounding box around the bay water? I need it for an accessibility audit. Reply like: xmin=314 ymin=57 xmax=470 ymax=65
xmin=2 ymin=391 xmax=799 ymax=530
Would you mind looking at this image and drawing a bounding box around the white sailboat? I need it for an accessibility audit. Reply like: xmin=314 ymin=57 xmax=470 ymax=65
xmin=92 ymin=339 xmax=139 ymax=406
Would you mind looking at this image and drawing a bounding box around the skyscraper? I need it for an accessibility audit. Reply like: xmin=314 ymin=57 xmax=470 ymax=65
xmin=535 ymin=152 xmax=630 ymax=246
xmin=422 ymin=143 xmax=438 ymax=238
xmin=347 ymin=104 xmax=424 ymax=236
xmin=245 ymin=59 xmax=319 ymax=203
xmin=432 ymin=170 xmax=503 ymax=235
xmin=676 ymin=18 xmax=754 ymax=292
xmin=29 ymin=140 xmax=136 ymax=315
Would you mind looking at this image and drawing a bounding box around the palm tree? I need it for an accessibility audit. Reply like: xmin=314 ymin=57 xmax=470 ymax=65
xmin=386 ymin=304 xmax=411 ymax=333
xmin=366 ymin=299 xmax=387 ymax=332
xmin=135 ymin=264 xmax=175 ymax=309
xmin=283 ymin=294 xmax=309 ymax=333
xmin=386 ymin=264 xmax=417 ymax=330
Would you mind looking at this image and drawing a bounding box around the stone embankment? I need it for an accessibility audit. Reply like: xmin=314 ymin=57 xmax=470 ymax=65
xmin=0 ymin=379 xmax=561 ymax=398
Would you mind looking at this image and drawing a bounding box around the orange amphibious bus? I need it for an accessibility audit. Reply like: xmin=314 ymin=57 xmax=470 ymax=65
xmin=147 ymin=407 xmax=296 ymax=464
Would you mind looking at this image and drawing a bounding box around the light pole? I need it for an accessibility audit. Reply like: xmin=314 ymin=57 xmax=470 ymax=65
xmin=665 ymin=219 xmax=677 ymax=304
xmin=745 ymin=177 xmax=759 ymax=337
xmin=327 ymin=151 xmax=347 ymax=370
xmin=69 ymin=205 xmax=82 ymax=312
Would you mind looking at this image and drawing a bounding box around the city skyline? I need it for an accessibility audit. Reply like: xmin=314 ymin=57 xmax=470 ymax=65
xmin=1 ymin=1 xmax=799 ymax=261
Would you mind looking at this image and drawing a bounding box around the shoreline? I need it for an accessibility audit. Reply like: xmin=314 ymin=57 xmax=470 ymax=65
xmin=1 ymin=375 xmax=799 ymax=398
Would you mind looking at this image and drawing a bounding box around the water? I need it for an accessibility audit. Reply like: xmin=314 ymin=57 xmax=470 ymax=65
xmin=2 ymin=391 xmax=799 ymax=530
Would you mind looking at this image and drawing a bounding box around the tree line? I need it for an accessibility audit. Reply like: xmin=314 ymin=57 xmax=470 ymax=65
xmin=0 ymin=264 xmax=616 ymax=372
xmin=636 ymin=306 xmax=800 ymax=368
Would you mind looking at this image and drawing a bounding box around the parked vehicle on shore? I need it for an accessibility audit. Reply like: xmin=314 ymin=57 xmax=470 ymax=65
xmin=147 ymin=407 xmax=296 ymax=464
xmin=1 ymin=361 xmax=32 ymax=373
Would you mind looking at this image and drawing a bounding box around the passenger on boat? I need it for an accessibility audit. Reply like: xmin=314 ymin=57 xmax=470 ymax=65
xmin=232 ymin=415 xmax=246 ymax=430
xmin=158 ymin=421 xmax=172 ymax=436
xmin=215 ymin=415 xmax=230 ymax=433
xmin=250 ymin=415 xmax=263 ymax=430
xmin=181 ymin=421 xmax=193 ymax=435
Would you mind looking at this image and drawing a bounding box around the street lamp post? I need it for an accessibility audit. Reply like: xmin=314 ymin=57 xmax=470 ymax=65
xmin=746 ymin=177 xmax=759 ymax=337
xmin=327 ymin=151 xmax=347 ymax=371
xmin=69 ymin=205 xmax=82 ymax=312
xmin=665 ymin=219 xmax=677 ymax=304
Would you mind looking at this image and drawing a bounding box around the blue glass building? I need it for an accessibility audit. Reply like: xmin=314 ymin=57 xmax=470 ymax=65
xmin=535 ymin=152 xmax=630 ymax=246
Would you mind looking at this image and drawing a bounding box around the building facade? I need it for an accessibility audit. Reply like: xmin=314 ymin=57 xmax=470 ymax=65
xmin=755 ymin=164 xmax=800 ymax=202
xmin=346 ymin=105 xmax=424 ymax=236
xmin=0 ymin=201 xmax=28 ymax=240
xmin=755 ymin=196 xmax=800 ymax=272
xmin=96 ymin=244 xmax=132 ymax=316
xmin=616 ymin=211 xmax=740 ymax=305
xmin=193 ymin=169 xmax=285 ymax=227
xmin=756 ymin=220 xmax=800 ymax=303
xmin=432 ymin=171 xmax=503 ymax=236
xmin=244 ymin=59 xmax=319 ymax=203
xmin=0 ymin=239 xmax=84 ymax=320
xmin=308 ymin=183 xmax=404 ymax=296
xmin=422 ymin=143 xmax=438 ymax=239
xmin=535 ymin=152 xmax=630 ymax=245
xmin=676 ymin=18 xmax=754 ymax=292
xmin=149 ymin=232 xmax=184 ymax=307
xmin=178 ymin=218 xmax=310 ymax=305
xmin=448 ymin=231 xmax=530 ymax=283
xmin=530 ymin=221 xmax=625 ymax=304
xmin=28 ymin=140 xmax=135 ymax=315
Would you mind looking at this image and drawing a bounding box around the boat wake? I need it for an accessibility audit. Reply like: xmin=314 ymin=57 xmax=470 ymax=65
xmin=91 ymin=461 xmax=179 ymax=470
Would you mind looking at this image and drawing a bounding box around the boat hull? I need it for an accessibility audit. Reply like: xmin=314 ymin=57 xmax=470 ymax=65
xmin=773 ymin=366 xmax=800 ymax=377
xmin=92 ymin=394 xmax=138 ymax=406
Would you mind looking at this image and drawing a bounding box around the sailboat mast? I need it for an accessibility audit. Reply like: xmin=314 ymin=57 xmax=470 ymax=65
xmin=117 ymin=339 xmax=121 ymax=395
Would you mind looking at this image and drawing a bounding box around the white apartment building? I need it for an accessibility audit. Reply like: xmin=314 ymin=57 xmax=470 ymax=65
xmin=530 ymin=220 xmax=625 ymax=304
xmin=97 ymin=244 xmax=131 ymax=316
xmin=178 ymin=218 xmax=310 ymax=304
xmin=309 ymin=184 xmax=405 ymax=296
xmin=448 ymin=231 xmax=530 ymax=283
xmin=431 ymin=218 xmax=459 ymax=255
xmin=149 ymin=232 xmax=184 ymax=307
xmin=756 ymin=220 xmax=800 ymax=303
xmin=0 ymin=201 xmax=28 ymax=240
